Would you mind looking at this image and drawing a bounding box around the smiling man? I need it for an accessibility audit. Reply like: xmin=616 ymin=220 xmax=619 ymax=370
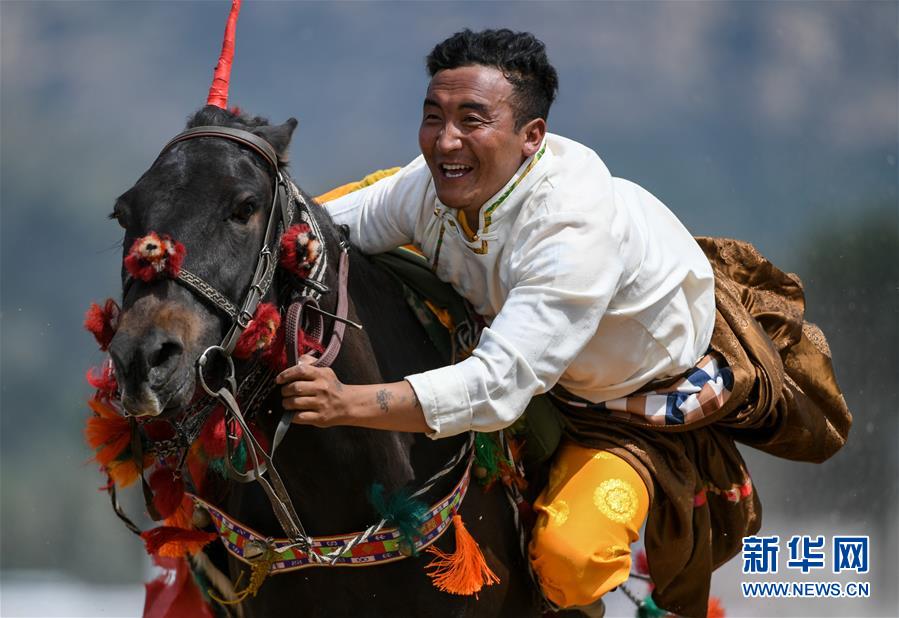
xmin=277 ymin=29 xmax=850 ymax=617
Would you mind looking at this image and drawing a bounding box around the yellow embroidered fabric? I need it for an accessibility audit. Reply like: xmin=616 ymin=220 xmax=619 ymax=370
xmin=314 ymin=167 xmax=401 ymax=203
xmin=529 ymin=442 xmax=649 ymax=608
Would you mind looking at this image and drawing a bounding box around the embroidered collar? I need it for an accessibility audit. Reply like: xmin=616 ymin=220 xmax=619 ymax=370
xmin=431 ymin=140 xmax=549 ymax=265
xmin=479 ymin=139 xmax=548 ymax=236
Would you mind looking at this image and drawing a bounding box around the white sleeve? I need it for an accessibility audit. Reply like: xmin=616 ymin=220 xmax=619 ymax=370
xmin=405 ymin=210 xmax=626 ymax=439
xmin=324 ymin=157 xmax=429 ymax=254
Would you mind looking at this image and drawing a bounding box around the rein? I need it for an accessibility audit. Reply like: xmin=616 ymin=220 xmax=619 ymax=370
xmin=150 ymin=125 xmax=355 ymax=554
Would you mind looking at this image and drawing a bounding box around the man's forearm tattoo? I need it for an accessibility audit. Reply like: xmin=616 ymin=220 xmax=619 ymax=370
xmin=376 ymin=388 xmax=393 ymax=413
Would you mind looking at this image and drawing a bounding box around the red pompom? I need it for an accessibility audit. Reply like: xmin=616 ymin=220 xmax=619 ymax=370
xmin=149 ymin=467 xmax=186 ymax=519
xmin=234 ymin=303 xmax=281 ymax=359
xmin=84 ymin=299 xmax=120 ymax=351
xmin=279 ymin=223 xmax=321 ymax=278
xmin=86 ymin=361 xmax=118 ymax=399
xmin=124 ymin=232 xmax=186 ymax=282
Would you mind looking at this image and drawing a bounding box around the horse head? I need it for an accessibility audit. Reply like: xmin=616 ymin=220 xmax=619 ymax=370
xmin=108 ymin=105 xmax=298 ymax=417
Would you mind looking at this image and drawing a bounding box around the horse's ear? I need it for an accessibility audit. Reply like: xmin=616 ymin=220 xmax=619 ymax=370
xmin=253 ymin=118 xmax=298 ymax=164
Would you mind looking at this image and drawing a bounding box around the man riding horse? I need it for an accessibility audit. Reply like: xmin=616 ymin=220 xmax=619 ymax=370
xmin=278 ymin=29 xmax=852 ymax=617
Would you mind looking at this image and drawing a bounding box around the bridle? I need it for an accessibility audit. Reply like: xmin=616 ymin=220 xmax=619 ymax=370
xmin=123 ymin=124 xmax=357 ymax=553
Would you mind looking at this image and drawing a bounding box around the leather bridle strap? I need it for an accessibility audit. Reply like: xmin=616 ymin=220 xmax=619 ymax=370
xmin=160 ymin=126 xmax=281 ymax=172
xmin=153 ymin=125 xmax=297 ymax=356
xmin=217 ymin=386 xmax=310 ymax=546
xmin=284 ymin=247 xmax=352 ymax=368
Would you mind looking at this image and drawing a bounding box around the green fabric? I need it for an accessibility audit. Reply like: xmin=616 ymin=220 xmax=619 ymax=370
xmin=510 ymin=395 xmax=565 ymax=466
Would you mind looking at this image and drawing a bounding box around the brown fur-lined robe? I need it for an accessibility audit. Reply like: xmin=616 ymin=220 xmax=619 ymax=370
xmin=559 ymin=237 xmax=852 ymax=617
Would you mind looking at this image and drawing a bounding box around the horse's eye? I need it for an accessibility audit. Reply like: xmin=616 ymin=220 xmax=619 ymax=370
xmin=231 ymin=200 xmax=256 ymax=223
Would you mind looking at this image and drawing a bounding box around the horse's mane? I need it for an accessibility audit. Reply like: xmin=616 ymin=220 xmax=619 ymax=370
xmin=186 ymin=105 xmax=273 ymax=132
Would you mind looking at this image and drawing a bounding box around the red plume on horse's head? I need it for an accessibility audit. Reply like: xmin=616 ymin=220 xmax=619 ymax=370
xmin=206 ymin=0 xmax=243 ymax=109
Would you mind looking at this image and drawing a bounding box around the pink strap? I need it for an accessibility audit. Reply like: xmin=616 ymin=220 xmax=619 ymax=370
xmin=285 ymin=249 xmax=350 ymax=369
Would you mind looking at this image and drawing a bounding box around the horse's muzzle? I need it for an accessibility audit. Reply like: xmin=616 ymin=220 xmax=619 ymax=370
xmin=108 ymin=328 xmax=192 ymax=417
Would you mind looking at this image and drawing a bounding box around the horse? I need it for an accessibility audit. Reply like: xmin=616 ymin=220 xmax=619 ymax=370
xmin=106 ymin=104 xmax=541 ymax=617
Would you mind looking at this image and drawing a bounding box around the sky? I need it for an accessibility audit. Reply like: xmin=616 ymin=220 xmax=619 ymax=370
xmin=1 ymin=2 xmax=897 ymax=616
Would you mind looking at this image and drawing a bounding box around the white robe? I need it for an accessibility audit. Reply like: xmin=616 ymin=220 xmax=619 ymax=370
xmin=327 ymin=134 xmax=715 ymax=439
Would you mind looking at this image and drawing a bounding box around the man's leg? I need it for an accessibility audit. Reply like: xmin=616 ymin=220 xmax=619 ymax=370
xmin=529 ymin=441 xmax=649 ymax=610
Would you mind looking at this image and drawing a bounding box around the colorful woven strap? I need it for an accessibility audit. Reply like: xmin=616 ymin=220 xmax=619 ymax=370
xmin=551 ymin=352 xmax=734 ymax=427
xmin=190 ymin=466 xmax=470 ymax=573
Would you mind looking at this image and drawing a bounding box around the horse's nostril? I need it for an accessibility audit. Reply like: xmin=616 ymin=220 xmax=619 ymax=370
xmin=149 ymin=340 xmax=183 ymax=369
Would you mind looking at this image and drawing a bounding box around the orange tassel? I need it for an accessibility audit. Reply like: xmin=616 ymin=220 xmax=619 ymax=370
xmin=106 ymin=458 xmax=140 ymax=488
xmin=85 ymin=397 xmax=131 ymax=466
xmin=707 ymin=596 xmax=726 ymax=618
xmin=426 ymin=514 xmax=499 ymax=596
xmin=141 ymin=526 xmax=217 ymax=558
xmin=164 ymin=495 xmax=196 ymax=530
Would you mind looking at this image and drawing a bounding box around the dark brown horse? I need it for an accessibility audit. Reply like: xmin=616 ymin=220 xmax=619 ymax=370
xmin=107 ymin=104 xmax=540 ymax=617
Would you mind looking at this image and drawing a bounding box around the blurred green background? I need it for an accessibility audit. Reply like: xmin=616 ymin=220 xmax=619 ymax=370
xmin=1 ymin=1 xmax=896 ymax=616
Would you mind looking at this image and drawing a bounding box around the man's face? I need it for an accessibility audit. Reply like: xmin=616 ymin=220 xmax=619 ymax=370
xmin=419 ymin=65 xmax=539 ymax=220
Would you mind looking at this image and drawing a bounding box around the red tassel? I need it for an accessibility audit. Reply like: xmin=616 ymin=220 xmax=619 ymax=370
xmin=635 ymin=548 xmax=650 ymax=576
xmin=85 ymin=397 xmax=131 ymax=466
xmin=143 ymin=555 xmax=214 ymax=618
xmin=150 ymin=467 xmax=186 ymax=519
xmin=143 ymin=420 xmax=176 ymax=442
xmin=261 ymin=324 xmax=289 ymax=371
xmin=124 ymin=232 xmax=186 ymax=282
xmin=86 ymin=361 xmax=117 ymax=399
xmin=186 ymin=442 xmax=209 ymax=495
xmin=141 ymin=526 xmax=217 ymax=558
xmin=426 ymin=514 xmax=499 ymax=596
xmin=296 ymin=325 xmax=324 ymax=356
xmin=206 ymin=0 xmax=242 ymax=109
xmin=234 ymin=303 xmax=281 ymax=359
xmin=279 ymin=223 xmax=321 ymax=278
xmin=84 ymin=299 xmax=120 ymax=351
xmin=198 ymin=407 xmax=231 ymax=458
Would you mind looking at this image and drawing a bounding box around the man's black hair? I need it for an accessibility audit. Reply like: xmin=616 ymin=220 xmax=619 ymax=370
xmin=426 ymin=29 xmax=559 ymax=130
